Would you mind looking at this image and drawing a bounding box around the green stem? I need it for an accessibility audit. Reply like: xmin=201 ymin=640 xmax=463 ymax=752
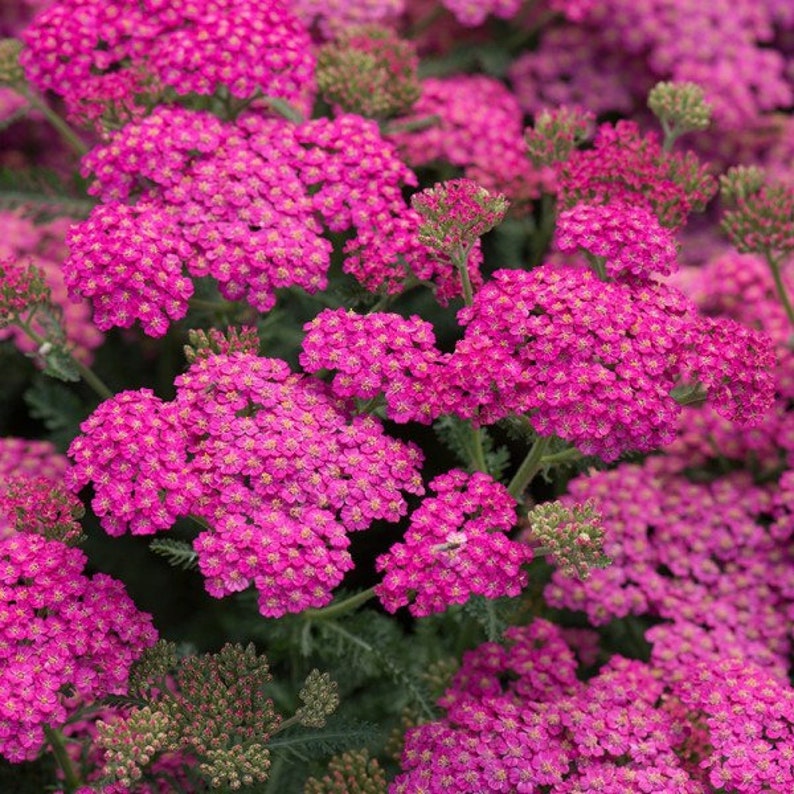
xmin=469 ymin=425 xmax=489 ymax=473
xmin=302 ymin=587 xmax=377 ymax=621
xmin=187 ymin=297 xmax=240 ymax=313
xmin=585 ymin=252 xmax=609 ymax=282
xmin=381 ymin=114 xmax=441 ymax=136
xmin=368 ymin=293 xmax=395 ymax=313
xmin=16 ymin=316 xmax=114 ymax=400
xmin=44 ymin=725 xmax=81 ymax=793
xmin=530 ymin=193 xmax=557 ymax=267
xmin=765 ymin=252 xmax=794 ymax=330
xmin=20 ymin=87 xmax=88 ymax=157
xmin=262 ymin=96 xmax=305 ymax=124
xmin=538 ymin=447 xmax=582 ymax=467
xmin=453 ymin=244 xmax=475 ymax=307
xmin=507 ymin=435 xmax=552 ymax=499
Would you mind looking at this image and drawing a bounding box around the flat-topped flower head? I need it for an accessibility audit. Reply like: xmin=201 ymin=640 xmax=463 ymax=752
xmin=375 ymin=470 xmax=531 ymax=616
xmin=69 ymin=109 xmax=444 ymax=334
xmin=555 ymin=200 xmax=679 ymax=279
xmin=439 ymin=265 xmax=774 ymax=459
xmin=21 ymin=0 xmax=315 ymax=126
xmin=0 ymin=533 xmax=157 ymax=763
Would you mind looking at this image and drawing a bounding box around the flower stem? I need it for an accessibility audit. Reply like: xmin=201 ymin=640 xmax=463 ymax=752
xmin=44 ymin=725 xmax=81 ymax=793
xmin=507 ymin=435 xmax=552 ymax=499
xmin=453 ymin=244 xmax=475 ymax=307
xmin=765 ymin=252 xmax=794 ymax=330
xmin=302 ymin=587 xmax=377 ymax=621
xmin=20 ymin=87 xmax=88 ymax=157
xmin=15 ymin=316 xmax=114 ymax=400
xmin=469 ymin=425 xmax=489 ymax=473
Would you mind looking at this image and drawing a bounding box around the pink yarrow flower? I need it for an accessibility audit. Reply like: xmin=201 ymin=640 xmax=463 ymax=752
xmin=0 ymin=533 xmax=157 ymax=763
xmin=375 ymin=470 xmax=531 ymax=616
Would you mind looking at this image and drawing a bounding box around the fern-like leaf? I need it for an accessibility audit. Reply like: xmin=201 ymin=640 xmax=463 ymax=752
xmin=267 ymin=717 xmax=381 ymax=763
xmin=149 ymin=538 xmax=199 ymax=570
xmin=0 ymin=166 xmax=96 ymax=222
xmin=24 ymin=376 xmax=85 ymax=451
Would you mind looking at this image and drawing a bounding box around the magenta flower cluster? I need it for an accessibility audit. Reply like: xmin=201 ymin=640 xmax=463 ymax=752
xmin=374 ymin=470 xmax=531 ymax=616
xmin=545 ymin=457 xmax=793 ymax=675
xmin=66 ymin=108 xmax=457 ymax=335
xmin=394 ymin=620 xmax=704 ymax=791
xmin=441 ymin=265 xmax=774 ymax=459
xmin=555 ymin=200 xmax=678 ymax=278
xmin=300 ymin=309 xmax=442 ymax=424
xmin=0 ymin=533 xmax=157 ymax=763
xmin=68 ymin=352 xmax=424 ymax=617
xmin=21 ymin=0 xmax=316 ymax=125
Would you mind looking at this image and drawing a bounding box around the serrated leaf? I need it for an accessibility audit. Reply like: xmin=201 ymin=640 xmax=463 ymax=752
xmin=149 ymin=538 xmax=199 ymax=571
xmin=268 ymin=717 xmax=381 ymax=763
xmin=23 ymin=376 xmax=85 ymax=450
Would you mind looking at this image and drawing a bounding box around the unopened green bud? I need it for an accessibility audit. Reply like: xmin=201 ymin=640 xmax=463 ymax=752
xmin=719 ymin=165 xmax=767 ymax=204
xmin=0 ymin=39 xmax=24 ymax=86
xmin=296 ymin=669 xmax=340 ymax=728
xmin=317 ymin=26 xmax=420 ymax=119
xmin=525 ymin=106 xmax=594 ymax=168
xmin=304 ymin=750 xmax=387 ymax=794
xmin=523 ymin=499 xmax=610 ymax=578
xmin=648 ymin=81 xmax=712 ymax=137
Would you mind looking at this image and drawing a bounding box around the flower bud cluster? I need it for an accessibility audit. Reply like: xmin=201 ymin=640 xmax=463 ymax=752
xmin=523 ymin=499 xmax=610 ymax=578
xmin=297 ymin=670 xmax=340 ymax=728
xmin=305 ymin=750 xmax=388 ymax=794
xmin=524 ymin=106 xmax=594 ymax=169
xmin=648 ymin=81 xmax=713 ymax=137
xmin=411 ymin=178 xmax=509 ymax=257
xmin=183 ymin=326 xmax=260 ymax=364
xmin=0 ymin=258 xmax=50 ymax=328
xmin=0 ymin=39 xmax=24 ymax=86
xmin=317 ymin=26 xmax=420 ymax=119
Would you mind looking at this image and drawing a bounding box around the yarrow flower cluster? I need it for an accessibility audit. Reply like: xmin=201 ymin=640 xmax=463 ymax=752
xmin=545 ymin=458 xmax=793 ymax=672
xmin=68 ymin=352 xmax=424 ymax=616
xmin=0 ymin=533 xmax=157 ymax=762
xmin=557 ymin=119 xmax=717 ymax=229
xmin=68 ymin=108 xmax=460 ymax=335
xmin=394 ymin=620 xmax=704 ymax=791
xmin=374 ymin=470 xmax=531 ymax=616
xmin=21 ymin=0 xmax=316 ymax=126
xmin=438 ymin=265 xmax=774 ymax=459
xmin=411 ymin=178 xmax=509 ymax=256
xmin=554 ymin=200 xmax=679 ymax=278
xmin=300 ymin=309 xmax=442 ymax=424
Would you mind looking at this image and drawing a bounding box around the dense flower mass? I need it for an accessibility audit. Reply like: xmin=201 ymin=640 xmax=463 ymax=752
xmin=545 ymin=458 xmax=793 ymax=673
xmin=393 ymin=620 xmax=705 ymax=792
xmin=300 ymin=309 xmax=443 ymax=424
xmin=68 ymin=352 xmax=424 ymax=616
xmin=554 ymin=200 xmax=679 ymax=278
xmin=438 ymin=265 xmax=774 ymax=459
xmin=0 ymin=533 xmax=157 ymax=762
xmin=375 ymin=470 xmax=530 ymax=616
xmin=21 ymin=0 xmax=316 ymax=125
xmin=67 ymin=108 xmax=458 ymax=334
